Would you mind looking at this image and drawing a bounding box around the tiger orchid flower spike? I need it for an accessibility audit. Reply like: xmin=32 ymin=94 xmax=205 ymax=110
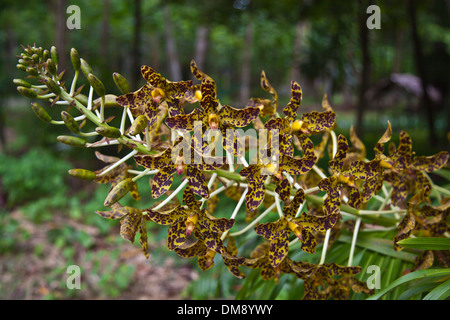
xmin=13 ymin=44 xmax=450 ymax=300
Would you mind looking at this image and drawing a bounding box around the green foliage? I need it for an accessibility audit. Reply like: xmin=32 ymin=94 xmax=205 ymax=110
xmin=0 ymin=148 xmax=71 ymax=208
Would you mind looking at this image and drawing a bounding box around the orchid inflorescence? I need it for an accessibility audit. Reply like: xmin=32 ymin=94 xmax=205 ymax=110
xmin=14 ymin=44 xmax=449 ymax=300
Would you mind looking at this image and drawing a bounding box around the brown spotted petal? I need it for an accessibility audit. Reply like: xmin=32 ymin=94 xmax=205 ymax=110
xmin=392 ymin=131 xmax=413 ymax=169
xmin=141 ymin=65 xmax=164 ymax=88
xmin=300 ymin=229 xmax=317 ymax=254
xmin=182 ymin=186 xmax=201 ymax=210
xmin=116 ymin=84 xmax=158 ymax=116
xmin=329 ymin=134 xmax=348 ymax=174
xmin=245 ymin=174 xmax=266 ymax=212
xmin=139 ymin=220 xmax=149 ymax=259
xmin=410 ymin=151 xmax=449 ymax=173
xmin=144 ymin=206 xmax=188 ymax=225
xmin=282 ymin=81 xmax=302 ymax=122
xmin=165 ymin=108 xmax=206 ymax=131
xmin=268 ymin=229 xmax=290 ymax=267
xmin=120 ymin=212 xmax=141 ymax=243
xmin=167 ymin=220 xmax=188 ymax=250
xmin=151 ymin=165 xmax=176 ymax=199
xmin=318 ymin=176 xmax=341 ymax=216
xmin=218 ymin=104 xmax=260 ymax=128
xmin=260 ymin=70 xmax=278 ymax=109
xmin=95 ymin=203 xmax=140 ymax=220
xmin=374 ymin=121 xmax=392 ymax=156
xmin=186 ymin=166 xmax=209 ymax=198
xmin=280 ymin=153 xmax=316 ymax=176
xmin=174 ymin=240 xmax=209 ymax=258
xmin=255 ymin=219 xmax=288 ymax=241
xmin=265 ymin=117 xmax=293 ymax=156
xmin=283 ymin=188 xmax=305 ymax=219
xmin=275 ymin=178 xmax=292 ymax=202
xmin=393 ymin=210 xmax=416 ymax=251
xmin=134 ymin=147 xmax=173 ymax=170
xmin=300 ymin=110 xmax=336 ymax=134
xmin=296 ymin=212 xmax=339 ymax=234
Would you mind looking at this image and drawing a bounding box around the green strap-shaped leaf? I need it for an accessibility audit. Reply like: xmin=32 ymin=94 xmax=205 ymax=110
xmin=367 ymin=268 xmax=450 ymax=300
xmin=397 ymin=237 xmax=450 ymax=251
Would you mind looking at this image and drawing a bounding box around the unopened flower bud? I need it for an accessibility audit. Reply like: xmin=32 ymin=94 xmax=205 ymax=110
xmin=104 ymin=178 xmax=134 ymax=206
xmin=26 ymin=67 xmax=38 ymax=77
xmin=16 ymin=64 xmax=27 ymax=72
xmin=57 ymin=135 xmax=86 ymax=147
xmin=13 ymin=79 xmax=32 ymax=88
xmin=128 ymin=115 xmax=148 ymax=136
xmin=70 ymin=48 xmax=81 ymax=71
xmin=113 ymin=72 xmax=131 ymax=94
xmin=42 ymin=49 xmax=50 ymax=61
xmin=17 ymin=86 xmax=37 ymax=98
xmin=50 ymin=46 xmax=59 ymax=65
xmin=42 ymin=76 xmax=61 ymax=95
xmin=95 ymin=125 xmax=122 ymax=138
xmin=80 ymin=58 xmax=93 ymax=78
xmin=88 ymin=73 xmax=105 ymax=97
xmin=31 ymin=102 xmax=52 ymax=123
xmin=68 ymin=168 xmax=97 ymax=180
xmin=31 ymin=54 xmax=40 ymax=63
xmin=61 ymin=111 xmax=80 ymax=134
xmin=175 ymin=155 xmax=186 ymax=175
xmin=46 ymin=58 xmax=57 ymax=75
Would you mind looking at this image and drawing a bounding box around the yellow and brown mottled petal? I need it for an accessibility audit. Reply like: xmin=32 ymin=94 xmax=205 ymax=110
xmin=329 ymin=134 xmax=348 ymax=174
xmin=134 ymin=148 xmax=173 ymax=170
xmin=297 ymin=212 xmax=339 ymax=234
xmin=374 ymin=121 xmax=392 ymax=156
xmin=296 ymin=133 xmax=316 ymax=158
xmin=145 ymin=206 xmax=187 ymax=225
xmin=190 ymin=59 xmax=208 ymax=80
xmin=393 ymin=130 xmax=413 ymax=169
xmin=165 ymin=108 xmax=206 ymax=131
xmin=280 ymin=154 xmax=316 ymax=176
xmin=151 ymin=165 xmax=176 ymax=199
xmin=325 ymin=263 xmax=361 ymax=276
xmin=95 ymin=151 xmax=120 ymax=164
xmin=300 ymin=229 xmax=317 ymax=254
xmin=260 ymin=70 xmax=278 ymax=109
xmin=275 ymin=178 xmax=291 ymax=203
xmin=182 ymin=186 xmax=201 ymax=210
xmin=201 ymin=213 xmax=235 ymax=234
xmin=139 ymin=219 xmax=149 ymax=259
xmin=95 ymin=203 xmax=140 ymax=220
xmin=218 ymin=104 xmax=260 ymax=128
xmin=411 ymin=151 xmax=449 ymax=173
xmin=164 ymin=80 xmax=193 ymax=99
xmin=301 ymin=111 xmax=336 ymax=134
xmin=167 ymin=220 xmax=188 ymax=250
xmin=174 ymin=240 xmax=208 ymax=258
xmin=284 ymin=188 xmax=305 ymax=218
xmin=186 ymin=166 xmax=209 ymax=198
xmin=268 ymin=229 xmax=290 ymax=267
xmin=393 ymin=210 xmax=416 ymax=251
xmin=141 ymin=65 xmax=164 ymax=88
xmin=254 ymin=219 xmax=287 ymax=241
xmin=318 ymin=177 xmax=341 ymax=216
xmin=282 ymin=81 xmax=302 ymax=122
xmin=245 ymin=174 xmax=266 ymax=212
xmin=120 ymin=212 xmax=141 ymax=243
xmin=386 ymin=172 xmax=409 ymax=207
xmin=412 ymin=250 xmax=434 ymax=271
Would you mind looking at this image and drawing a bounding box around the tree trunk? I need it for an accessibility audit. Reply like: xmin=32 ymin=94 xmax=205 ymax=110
xmin=163 ymin=5 xmax=182 ymax=81
xmin=100 ymin=0 xmax=111 ymax=73
xmin=356 ymin=0 xmax=371 ymax=138
xmin=193 ymin=25 xmax=209 ymax=75
xmin=290 ymin=22 xmax=306 ymax=83
xmin=239 ymin=21 xmax=253 ymax=106
xmin=130 ymin=0 xmax=142 ymax=89
xmin=407 ymin=0 xmax=437 ymax=144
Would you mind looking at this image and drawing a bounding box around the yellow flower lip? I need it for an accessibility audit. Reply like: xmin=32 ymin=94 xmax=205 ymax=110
xmin=264 ymin=163 xmax=283 ymax=179
xmin=185 ymin=213 xmax=198 ymax=236
xmin=204 ymin=249 xmax=216 ymax=269
xmin=291 ymin=120 xmax=310 ymax=134
xmin=151 ymin=87 xmax=166 ymax=103
xmin=288 ymin=221 xmax=303 ymax=240
xmin=208 ymin=113 xmax=219 ymax=130
xmin=337 ymin=174 xmax=356 ymax=187
xmin=194 ymin=89 xmax=202 ymax=101
xmin=175 ymin=155 xmax=185 ymax=175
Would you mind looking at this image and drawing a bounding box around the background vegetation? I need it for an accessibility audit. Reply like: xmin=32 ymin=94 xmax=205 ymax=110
xmin=0 ymin=0 xmax=449 ymax=299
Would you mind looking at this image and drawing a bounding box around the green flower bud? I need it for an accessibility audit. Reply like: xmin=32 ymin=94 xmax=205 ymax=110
xmin=80 ymin=58 xmax=93 ymax=78
xmin=13 ymin=79 xmax=32 ymax=88
xmin=16 ymin=64 xmax=27 ymax=72
xmin=57 ymin=135 xmax=86 ymax=147
xmin=68 ymin=168 xmax=96 ymax=180
xmin=46 ymin=58 xmax=57 ymax=75
xmin=42 ymin=76 xmax=61 ymax=95
xmin=95 ymin=125 xmax=122 ymax=138
xmin=113 ymin=72 xmax=131 ymax=94
xmin=104 ymin=178 xmax=133 ymax=206
xmin=87 ymin=73 xmax=105 ymax=97
xmin=43 ymin=49 xmax=50 ymax=61
xmin=31 ymin=53 xmax=39 ymax=63
xmin=70 ymin=48 xmax=81 ymax=71
xmin=26 ymin=67 xmax=38 ymax=76
xmin=128 ymin=115 xmax=148 ymax=135
xmin=31 ymin=102 xmax=52 ymax=123
xmin=61 ymin=111 xmax=80 ymax=134
xmin=17 ymin=86 xmax=37 ymax=98
xmin=50 ymin=46 xmax=59 ymax=65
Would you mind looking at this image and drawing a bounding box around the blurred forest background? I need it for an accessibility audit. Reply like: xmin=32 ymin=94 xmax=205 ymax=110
xmin=0 ymin=0 xmax=449 ymax=299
